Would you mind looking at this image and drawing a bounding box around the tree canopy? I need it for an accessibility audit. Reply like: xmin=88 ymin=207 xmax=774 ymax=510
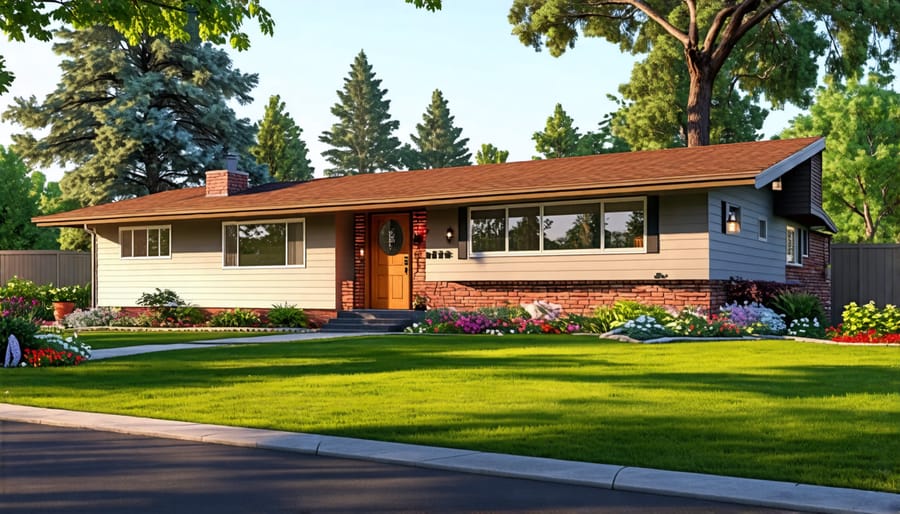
xmin=251 ymin=95 xmax=314 ymax=182
xmin=319 ymin=50 xmax=402 ymax=176
xmin=783 ymin=76 xmax=900 ymax=243
xmin=532 ymin=103 xmax=581 ymax=159
xmin=404 ymin=89 xmax=471 ymax=169
xmin=475 ymin=143 xmax=510 ymax=165
xmin=0 ymin=146 xmax=59 ymax=250
xmin=508 ymin=0 xmax=900 ymax=146
xmin=0 ymin=0 xmax=273 ymax=93
xmin=4 ymin=26 xmax=263 ymax=208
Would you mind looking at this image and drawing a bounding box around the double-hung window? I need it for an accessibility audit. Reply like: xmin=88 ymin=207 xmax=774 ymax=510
xmin=223 ymin=219 xmax=305 ymax=268
xmin=121 ymin=226 xmax=170 ymax=259
xmin=470 ymin=198 xmax=646 ymax=255
xmin=786 ymin=225 xmax=807 ymax=265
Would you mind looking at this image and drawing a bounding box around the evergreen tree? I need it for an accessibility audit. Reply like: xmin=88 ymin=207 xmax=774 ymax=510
xmin=532 ymin=103 xmax=581 ymax=159
xmin=405 ymin=89 xmax=471 ymax=169
xmin=5 ymin=26 xmax=264 ymax=209
xmin=251 ymin=95 xmax=314 ymax=181
xmin=475 ymin=143 xmax=510 ymax=165
xmin=319 ymin=50 xmax=401 ymax=176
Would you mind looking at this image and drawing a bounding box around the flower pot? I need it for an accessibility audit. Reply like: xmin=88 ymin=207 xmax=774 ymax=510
xmin=53 ymin=301 xmax=76 ymax=322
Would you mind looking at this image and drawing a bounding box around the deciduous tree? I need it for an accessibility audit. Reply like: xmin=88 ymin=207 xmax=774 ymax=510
xmin=783 ymin=76 xmax=900 ymax=242
xmin=508 ymin=0 xmax=900 ymax=147
xmin=0 ymin=0 xmax=273 ymax=93
xmin=251 ymin=95 xmax=314 ymax=181
xmin=0 ymin=146 xmax=58 ymax=249
xmin=320 ymin=50 xmax=402 ymax=176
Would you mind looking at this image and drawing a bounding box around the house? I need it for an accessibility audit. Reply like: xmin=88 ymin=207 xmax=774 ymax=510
xmin=33 ymin=137 xmax=836 ymax=325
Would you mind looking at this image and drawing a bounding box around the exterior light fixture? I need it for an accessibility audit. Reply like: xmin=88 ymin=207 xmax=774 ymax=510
xmin=726 ymin=210 xmax=741 ymax=234
xmin=445 ymin=227 xmax=454 ymax=244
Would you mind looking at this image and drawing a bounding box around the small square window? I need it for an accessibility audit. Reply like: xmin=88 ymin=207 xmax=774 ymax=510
xmin=758 ymin=219 xmax=768 ymax=241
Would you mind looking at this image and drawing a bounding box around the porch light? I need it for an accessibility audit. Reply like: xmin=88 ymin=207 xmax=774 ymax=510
xmin=726 ymin=211 xmax=741 ymax=234
xmin=445 ymin=227 xmax=454 ymax=244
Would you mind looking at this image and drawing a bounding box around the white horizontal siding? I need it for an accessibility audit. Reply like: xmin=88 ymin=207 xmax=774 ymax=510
xmin=425 ymin=193 xmax=710 ymax=281
xmin=96 ymin=216 xmax=337 ymax=310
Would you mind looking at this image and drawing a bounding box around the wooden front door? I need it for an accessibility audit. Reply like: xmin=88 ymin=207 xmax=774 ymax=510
xmin=370 ymin=213 xmax=411 ymax=309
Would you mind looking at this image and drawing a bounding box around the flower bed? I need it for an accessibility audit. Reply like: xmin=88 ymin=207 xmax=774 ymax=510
xmin=405 ymin=304 xmax=580 ymax=335
xmin=826 ymin=302 xmax=900 ymax=344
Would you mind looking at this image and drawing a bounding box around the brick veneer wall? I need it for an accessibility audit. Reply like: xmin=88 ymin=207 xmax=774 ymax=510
xmin=413 ymin=279 xmax=729 ymax=315
xmin=786 ymin=231 xmax=832 ymax=314
xmin=352 ymin=214 xmax=367 ymax=309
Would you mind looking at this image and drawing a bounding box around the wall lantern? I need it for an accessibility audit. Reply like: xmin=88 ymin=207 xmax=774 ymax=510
xmin=726 ymin=210 xmax=741 ymax=234
xmin=413 ymin=226 xmax=428 ymax=245
xmin=445 ymin=227 xmax=455 ymax=244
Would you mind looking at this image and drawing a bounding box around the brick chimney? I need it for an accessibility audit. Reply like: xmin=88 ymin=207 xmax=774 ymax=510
xmin=206 ymin=154 xmax=249 ymax=197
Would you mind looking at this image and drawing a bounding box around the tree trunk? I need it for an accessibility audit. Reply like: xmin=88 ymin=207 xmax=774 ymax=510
xmin=685 ymin=50 xmax=713 ymax=147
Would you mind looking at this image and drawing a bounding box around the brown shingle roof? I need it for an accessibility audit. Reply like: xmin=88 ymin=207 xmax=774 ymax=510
xmin=34 ymin=137 xmax=823 ymax=226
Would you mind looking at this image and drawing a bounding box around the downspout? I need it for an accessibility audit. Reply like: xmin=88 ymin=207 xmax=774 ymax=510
xmin=84 ymin=224 xmax=98 ymax=309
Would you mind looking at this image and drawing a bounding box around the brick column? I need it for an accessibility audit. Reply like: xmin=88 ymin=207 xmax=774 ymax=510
xmin=353 ymin=214 xmax=367 ymax=309
xmin=411 ymin=210 xmax=428 ymax=306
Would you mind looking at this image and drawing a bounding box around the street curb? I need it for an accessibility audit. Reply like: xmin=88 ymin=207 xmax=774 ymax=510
xmin=2 ymin=403 xmax=898 ymax=514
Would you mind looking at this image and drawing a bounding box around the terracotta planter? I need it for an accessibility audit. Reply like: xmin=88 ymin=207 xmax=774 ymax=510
xmin=53 ymin=301 xmax=76 ymax=322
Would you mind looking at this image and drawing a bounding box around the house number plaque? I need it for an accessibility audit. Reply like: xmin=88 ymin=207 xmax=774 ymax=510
xmin=378 ymin=220 xmax=404 ymax=255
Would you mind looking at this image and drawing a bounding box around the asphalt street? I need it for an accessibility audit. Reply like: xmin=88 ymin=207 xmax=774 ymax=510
xmin=0 ymin=421 xmax=796 ymax=513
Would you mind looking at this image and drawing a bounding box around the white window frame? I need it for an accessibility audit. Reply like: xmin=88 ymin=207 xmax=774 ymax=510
xmin=119 ymin=225 xmax=171 ymax=260
xmin=757 ymin=218 xmax=768 ymax=242
xmin=801 ymin=228 xmax=809 ymax=257
xmin=222 ymin=218 xmax=306 ymax=269
xmin=786 ymin=225 xmax=802 ymax=266
xmin=469 ymin=197 xmax=647 ymax=257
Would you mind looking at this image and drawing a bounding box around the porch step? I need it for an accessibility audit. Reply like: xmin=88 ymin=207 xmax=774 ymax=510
xmin=319 ymin=309 xmax=425 ymax=333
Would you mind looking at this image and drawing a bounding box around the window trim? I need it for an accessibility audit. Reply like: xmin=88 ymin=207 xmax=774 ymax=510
xmin=468 ymin=197 xmax=647 ymax=257
xmin=757 ymin=218 xmax=768 ymax=242
xmin=786 ymin=225 xmax=802 ymax=266
xmin=119 ymin=225 xmax=171 ymax=260
xmin=800 ymin=228 xmax=809 ymax=257
xmin=221 ymin=218 xmax=307 ymax=269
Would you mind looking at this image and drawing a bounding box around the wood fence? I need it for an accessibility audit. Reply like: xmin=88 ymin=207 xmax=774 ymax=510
xmin=830 ymin=244 xmax=900 ymax=325
xmin=0 ymin=251 xmax=91 ymax=287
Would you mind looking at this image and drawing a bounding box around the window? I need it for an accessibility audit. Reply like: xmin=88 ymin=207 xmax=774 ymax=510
xmin=223 ymin=219 xmax=305 ymax=268
xmin=120 ymin=226 xmax=170 ymax=258
xmin=758 ymin=219 xmax=768 ymax=241
xmin=800 ymin=228 xmax=809 ymax=257
xmin=470 ymin=198 xmax=645 ymax=255
xmin=786 ymin=225 xmax=800 ymax=265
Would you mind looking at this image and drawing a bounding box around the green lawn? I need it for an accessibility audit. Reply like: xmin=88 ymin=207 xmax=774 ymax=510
xmin=2 ymin=335 xmax=898 ymax=493
xmin=69 ymin=330 xmax=265 ymax=349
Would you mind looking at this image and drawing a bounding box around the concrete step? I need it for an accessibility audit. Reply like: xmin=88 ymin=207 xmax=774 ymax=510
xmin=320 ymin=310 xmax=425 ymax=333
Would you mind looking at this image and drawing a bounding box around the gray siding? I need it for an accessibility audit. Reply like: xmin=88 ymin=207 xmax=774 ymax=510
xmin=708 ymin=186 xmax=786 ymax=282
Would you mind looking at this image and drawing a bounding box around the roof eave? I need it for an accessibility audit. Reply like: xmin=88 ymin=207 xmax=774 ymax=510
xmin=33 ymin=177 xmax=757 ymax=227
xmin=754 ymin=137 xmax=826 ymax=189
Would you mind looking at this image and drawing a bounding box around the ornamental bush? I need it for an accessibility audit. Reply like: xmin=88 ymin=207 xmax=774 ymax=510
xmin=770 ymin=292 xmax=827 ymax=327
xmin=209 ymin=308 xmax=261 ymax=327
xmin=267 ymin=303 xmax=308 ymax=328
xmin=719 ymin=302 xmax=786 ymax=335
xmin=63 ymin=307 xmax=120 ymax=328
xmin=833 ymin=302 xmax=900 ymax=338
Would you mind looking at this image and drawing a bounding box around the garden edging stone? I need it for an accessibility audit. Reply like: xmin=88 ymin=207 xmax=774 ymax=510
xmin=2 ymin=403 xmax=898 ymax=514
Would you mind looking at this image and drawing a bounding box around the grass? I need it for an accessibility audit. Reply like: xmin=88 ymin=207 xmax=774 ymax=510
xmin=64 ymin=330 xmax=264 ymax=349
xmin=2 ymin=335 xmax=898 ymax=493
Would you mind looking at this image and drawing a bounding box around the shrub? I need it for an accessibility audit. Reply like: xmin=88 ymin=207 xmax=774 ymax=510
xmin=787 ymin=317 xmax=826 ymax=339
xmin=136 ymin=288 xmax=204 ymax=326
xmin=63 ymin=307 xmax=120 ymax=328
xmin=1 ymin=278 xmax=52 ymax=320
xmin=209 ymin=308 xmax=261 ymax=327
xmin=719 ymin=302 xmax=786 ymax=335
xmin=725 ymin=276 xmax=785 ymax=306
xmin=267 ymin=303 xmax=308 ymax=328
xmin=593 ymin=301 xmax=674 ymax=332
xmin=837 ymin=301 xmax=900 ymax=337
xmin=47 ymin=284 xmax=91 ymax=308
xmin=0 ymin=314 xmax=40 ymax=357
xmin=770 ymin=292 xmax=826 ymax=327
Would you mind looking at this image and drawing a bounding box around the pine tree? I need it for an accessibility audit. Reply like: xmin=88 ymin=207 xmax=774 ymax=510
xmin=405 ymin=89 xmax=471 ymax=169
xmin=475 ymin=143 xmax=509 ymax=165
xmin=319 ymin=50 xmax=401 ymax=176
xmin=251 ymin=95 xmax=314 ymax=181
xmin=532 ymin=103 xmax=581 ymax=159
xmin=5 ymin=26 xmax=263 ymax=209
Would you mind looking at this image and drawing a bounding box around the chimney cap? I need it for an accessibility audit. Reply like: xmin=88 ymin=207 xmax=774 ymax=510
xmin=225 ymin=153 xmax=239 ymax=173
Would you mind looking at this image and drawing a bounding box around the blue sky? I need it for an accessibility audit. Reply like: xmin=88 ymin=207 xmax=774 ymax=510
xmin=0 ymin=0 xmax=803 ymax=182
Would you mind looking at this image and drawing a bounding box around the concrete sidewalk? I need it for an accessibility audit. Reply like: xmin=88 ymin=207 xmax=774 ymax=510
xmin=1 ymin=403 xmax=897 ymax=514
xmin=90 ymin=331 xmax=380 ymax=360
